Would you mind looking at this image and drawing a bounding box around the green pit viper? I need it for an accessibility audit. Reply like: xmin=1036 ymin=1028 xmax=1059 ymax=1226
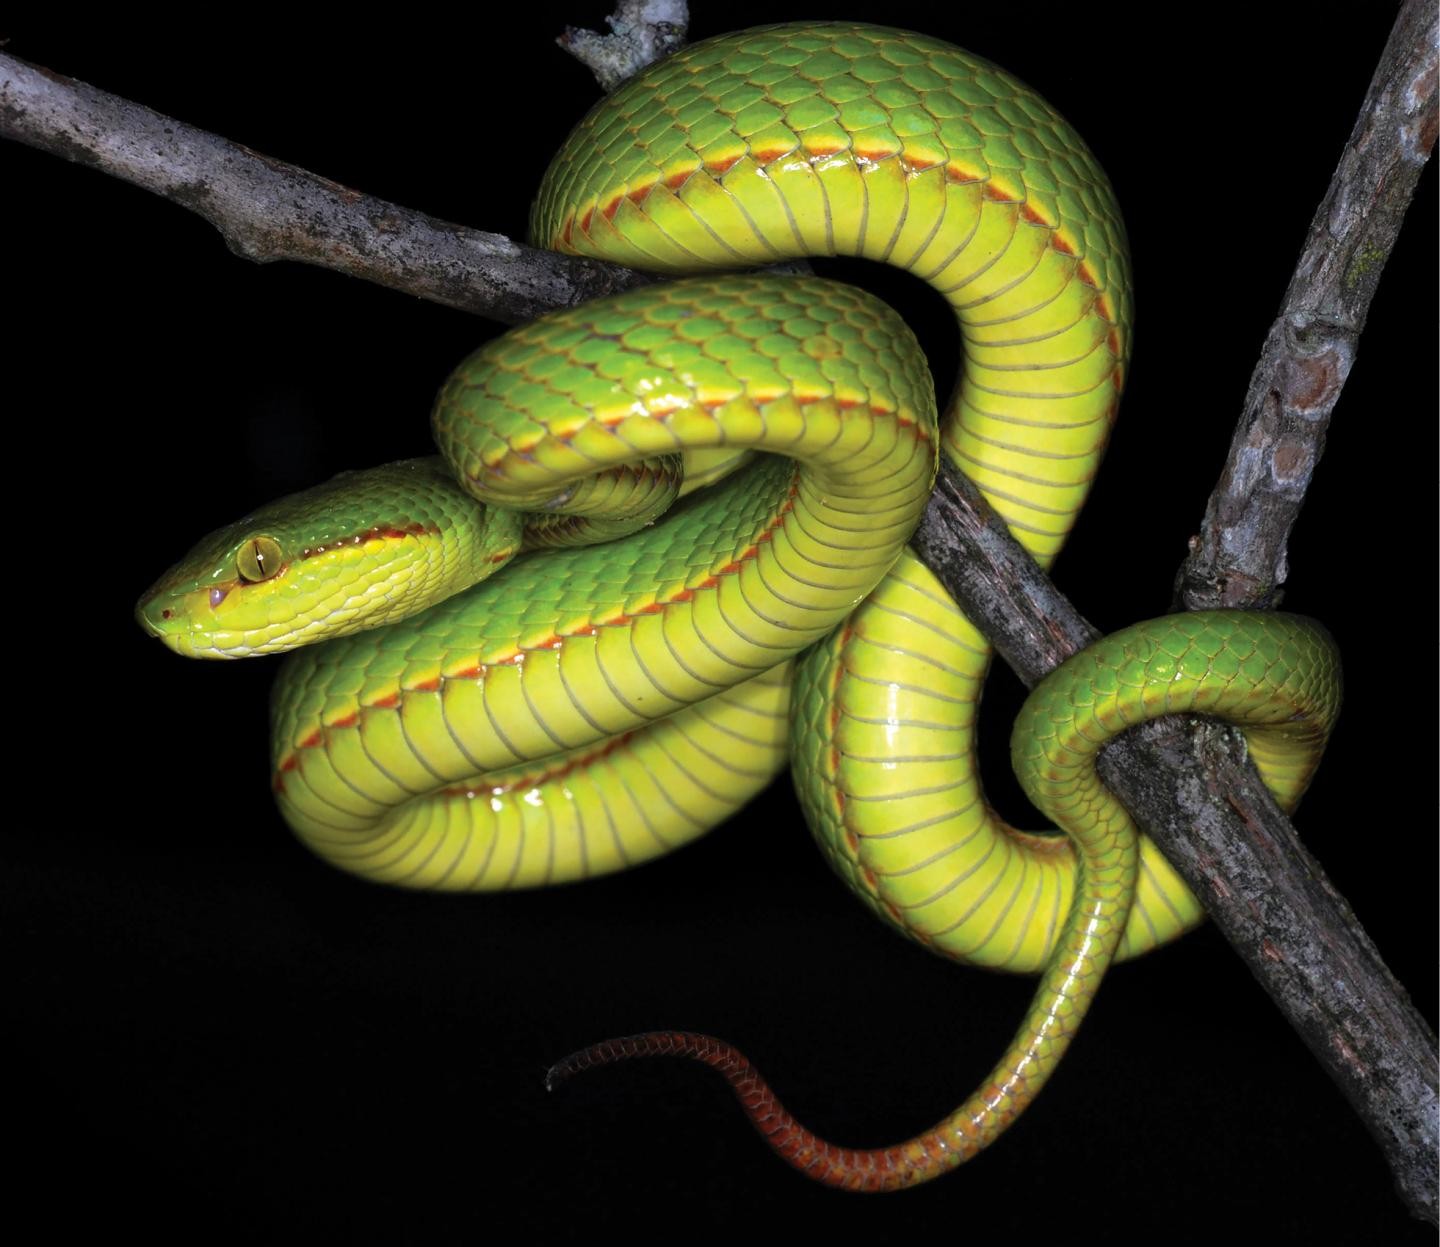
xmin=137 ymin=23 xmax=1341 ymax=1192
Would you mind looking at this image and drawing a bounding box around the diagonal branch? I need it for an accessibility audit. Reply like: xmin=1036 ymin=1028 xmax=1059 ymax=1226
xmin=915 ymin=0 xmax=1438 ymax=1219
xmin=1177 ymin=0 xmax=1440 ymax=612
xmin=3 ymin=2 xmax=1434 ymax=1222
xmin=0 ymin=53 xmax=657 ymax=326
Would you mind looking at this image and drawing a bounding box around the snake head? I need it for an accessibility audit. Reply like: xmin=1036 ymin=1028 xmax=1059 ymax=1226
xmin=136 ymin=457 xmax=523 ymax=658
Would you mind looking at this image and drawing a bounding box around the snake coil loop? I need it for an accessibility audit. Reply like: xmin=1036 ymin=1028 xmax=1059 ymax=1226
xmin=138 ymin=23 xmax=1341 ymax=1192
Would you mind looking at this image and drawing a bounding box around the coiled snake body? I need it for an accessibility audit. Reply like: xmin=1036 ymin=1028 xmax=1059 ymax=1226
xmin=138 ymin=24 xmax=1341 ymax=1191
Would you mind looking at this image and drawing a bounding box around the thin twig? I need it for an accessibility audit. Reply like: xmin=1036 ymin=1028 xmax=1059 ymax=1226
xmin=559 ymin=0 xmax=690 ymax=90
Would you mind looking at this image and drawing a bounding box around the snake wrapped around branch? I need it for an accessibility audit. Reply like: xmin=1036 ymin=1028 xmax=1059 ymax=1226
xmin=137 ymin=22 xmax=1341 ymax=1192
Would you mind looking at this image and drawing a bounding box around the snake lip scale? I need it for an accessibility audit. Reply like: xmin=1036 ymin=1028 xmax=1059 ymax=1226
xmin=137 ymin=22 xmax=1342 ymax=1192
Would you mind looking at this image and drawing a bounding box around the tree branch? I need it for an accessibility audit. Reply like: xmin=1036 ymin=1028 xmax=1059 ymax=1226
xmin=4 ymin=3 xmax=1433 ymax=1222
xmin=914 ymin=0 xmax=1439 ymax=1220
xmin=0 ymin=53 xmax=655 ymax=327
xmin=917 ymin=455 xmax=1437 ymax=1222
xmin=1176 ymin=0 xmax=1439 ymax=611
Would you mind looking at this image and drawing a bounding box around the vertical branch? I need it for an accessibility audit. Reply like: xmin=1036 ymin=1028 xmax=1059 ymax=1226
xmin=1176 ymin=0 xmax=1438 ymax=610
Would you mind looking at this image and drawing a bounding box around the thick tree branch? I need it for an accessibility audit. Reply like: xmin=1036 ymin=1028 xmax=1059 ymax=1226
xmin=4 ymin=3 xmax=1434 ymax=1222
xmin=917 ymin=458 xmax=1437 ymax=1223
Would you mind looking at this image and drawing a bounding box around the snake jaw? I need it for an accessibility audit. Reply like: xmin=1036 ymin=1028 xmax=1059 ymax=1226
xmin=135 ymin=575 xmax=280 ymax=658
xmin=136 ymin=526 xmax=307 ymax=658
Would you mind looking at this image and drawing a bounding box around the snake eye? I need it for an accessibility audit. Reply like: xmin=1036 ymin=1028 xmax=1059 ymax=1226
xmin=236 ymin=536 xmax=284 ymax=583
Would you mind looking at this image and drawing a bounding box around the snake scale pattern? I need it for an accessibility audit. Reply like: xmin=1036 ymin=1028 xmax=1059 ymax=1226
xmin=138 ymin=24 xmax=1341 ymax=1191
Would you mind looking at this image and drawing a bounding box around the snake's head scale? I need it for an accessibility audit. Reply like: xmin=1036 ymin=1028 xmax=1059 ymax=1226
xmin=136 ymin=523 xmax=291 ymax=658
xmin=136 ymin=457 xmax=523 ymax=659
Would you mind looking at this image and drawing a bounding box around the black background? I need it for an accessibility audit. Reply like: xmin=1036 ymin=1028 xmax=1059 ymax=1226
xmin=7 ymin=4 xmax=1436 ymax=1240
